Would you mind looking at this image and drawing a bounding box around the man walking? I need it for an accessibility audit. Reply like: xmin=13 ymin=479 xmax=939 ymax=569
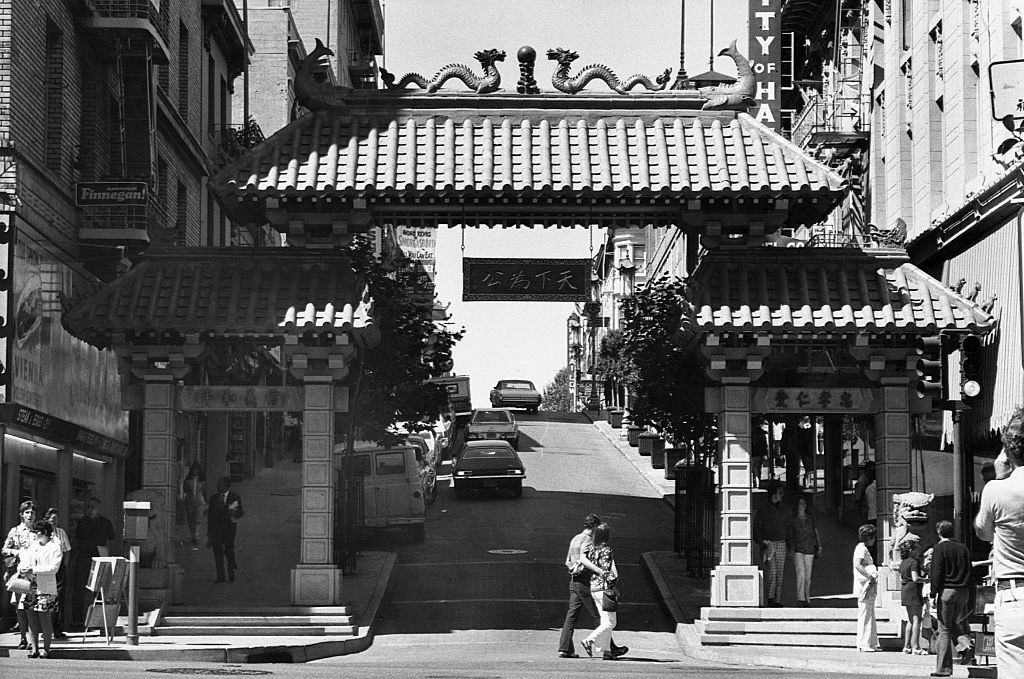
xmin=557 ymin=514 xmax=626 ymax=659
xmin=753 ymin=482 xmax=787 ymax=606
xmin=929 ymin=520 xmax=973 ymax=677
xmin=207 ymin=477 xmax=243 ymax=584
xmin=975 ymin=404 xmax=1024 ymax=679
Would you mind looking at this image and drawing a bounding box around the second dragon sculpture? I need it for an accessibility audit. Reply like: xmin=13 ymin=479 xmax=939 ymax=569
xmin=546 ymin=48 xmax=671 ymax=94
xmin=698 ymin=40 xmax=756 ymax=110
xmin=379 ymin=49 xmax=506 ymax=94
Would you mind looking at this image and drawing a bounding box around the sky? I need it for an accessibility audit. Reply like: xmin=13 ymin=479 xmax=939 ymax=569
xmin=383 ymin=0 xmax=747 ymax=403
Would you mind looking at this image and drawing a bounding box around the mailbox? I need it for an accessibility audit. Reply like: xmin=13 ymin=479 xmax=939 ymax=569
xmin=123 ymin=500 xmax=151 ymax=542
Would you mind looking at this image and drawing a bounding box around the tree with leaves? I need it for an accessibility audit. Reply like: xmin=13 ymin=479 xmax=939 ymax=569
xmin=541 ymin=367 xmax=574 ymax=412
xmin=619 ymin=274 xmax=717 ymax=464
xmin=597 ymin=328 xmax=635 ymax=408
xmin=340 ymin=236 xmax=464 ymax=445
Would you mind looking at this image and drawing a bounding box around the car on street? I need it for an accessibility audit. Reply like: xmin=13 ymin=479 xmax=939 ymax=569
xmin=489 ymin=379 xmax=542 ymax=413
xmin=452 ymin=440 xmax=526 ymax=498
xmin=465 ymin=408 xmax=519 ymax=449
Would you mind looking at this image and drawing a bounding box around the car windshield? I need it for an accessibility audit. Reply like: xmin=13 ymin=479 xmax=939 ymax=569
xmin=498 ymin=381 xmax=534 ymax=390
xmin=463 ymin=446 xmax=516 ymax=460
xmin=472 ymin=410 xmax=512 ymax=424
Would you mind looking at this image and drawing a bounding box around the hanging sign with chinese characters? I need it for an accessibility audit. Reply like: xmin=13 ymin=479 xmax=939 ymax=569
xmin=462 ymin=258 xmax=589 ymax=302
xmin=178 ymin=386 xmax=305 ymax=411
xmin=755 ymin=387 xmax=875 ymax=413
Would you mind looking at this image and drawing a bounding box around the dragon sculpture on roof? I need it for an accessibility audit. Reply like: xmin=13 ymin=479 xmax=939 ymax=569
xmin=379 ymin=49 xmax=506 ymax=94
xmin=294 ymin=39 xmax=352 ymax=110
xmin=546 ymin=48 xmax=672 ymax=95
xmin=699 ymin=40 xmax=756 ymax=111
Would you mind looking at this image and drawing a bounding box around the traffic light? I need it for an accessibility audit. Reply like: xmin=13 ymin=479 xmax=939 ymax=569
xmin=915 ymin=335 xmax=948 ymax=400
xmin=959 ymin=334 xmax=983 ymax=401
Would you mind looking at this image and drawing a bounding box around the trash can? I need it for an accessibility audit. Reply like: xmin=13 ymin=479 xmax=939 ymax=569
xmin=650 ymin=438 xmax=667 ymax=468
xmin=638 ymin=432 xmax=659 ymax=457
xmin=627 ymin=426 xmax=642 ymax=447
xmin=664 ymin=448 xmax=686 ymax=479
xmin=609 ymin=410 xmax=625 ymax=429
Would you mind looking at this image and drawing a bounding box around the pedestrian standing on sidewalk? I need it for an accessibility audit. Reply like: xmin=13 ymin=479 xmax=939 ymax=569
xmin=974 ymin=402 xmax=1024 ymax=679
xmin=853 ymin=522 xmax=880 ymax=652
xmin=70 ymin=498 xmax=114 ymax=626
xmin=179 ymin=457 xmax=206 ymax=549
xmin=579 ymin=523 xmax=621 ymax=661
xmin=753 ymin=482 xmax=787 ymax=606
xmin=557 ymin=514 xmax=626 ymax=659
xmin=786 ymin=494 xmax=821 ymax=607
xmin=207 ymin=477 xmax=243 ymax=584
xmin=4 ymin=501 xmax=36 ymax=649
xmin=897 ymin=539 xmax=926 ymax=655
xmin=43 ymin=508 xmax=71 ymax=639
xmin=18 ymin=520 xmax=62 ymax=659
xmin=929 ymin=519 xmax=974 ymax=677
xmin=751 ymin=419 xmax=769 ymax=489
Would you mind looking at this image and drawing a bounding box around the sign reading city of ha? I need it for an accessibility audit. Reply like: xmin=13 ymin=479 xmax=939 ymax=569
xmin=75 ymin=181 xmax=149 ymax=207
xmin=989 ymin=59 xmax=1024 ymax=120
xmin=748 ymin=0 xmax=782 ymax=130
xmin=463 ymin=258 xmax=589 ymax=302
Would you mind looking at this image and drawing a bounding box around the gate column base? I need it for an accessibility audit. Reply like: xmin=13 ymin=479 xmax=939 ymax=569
xmin=710 ymin=565 xmax=762 ymax=606
xmin=291 ymin=565 xmax=343 ymax=605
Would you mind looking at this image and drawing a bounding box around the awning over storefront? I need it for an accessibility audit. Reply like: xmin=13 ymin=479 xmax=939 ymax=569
xmin=679 ymin=247 xmax=995 ymax=342
xmin=211 ymin=92 xmax=846 ymax=226
xmin=61 ymin=247 xmax=378 ymax=350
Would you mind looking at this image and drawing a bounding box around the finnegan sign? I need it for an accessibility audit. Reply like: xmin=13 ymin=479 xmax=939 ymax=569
xmin=75 ymin=181 xmax=149 ymax=207
xmin=748 ymin=0 xmax=782 ymax=131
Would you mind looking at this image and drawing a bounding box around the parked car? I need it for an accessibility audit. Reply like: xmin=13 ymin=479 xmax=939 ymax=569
xmin=453 ymin=440 xmax=526 ymax=498
xmin=406 ymin=435 xmax=438 ymax=505
xmin=428 ymin=375 xmax=473 ymax=424
xmin=339 ymin=442 xmax=427 ymax=541
xmin=489 ymin=379 xmax=542 ymax=413
xmin=465 ymin=408 xmax=519 ymax=449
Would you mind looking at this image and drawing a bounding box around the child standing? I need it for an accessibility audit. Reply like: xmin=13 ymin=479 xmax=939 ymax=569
xmin=898 ymin=540 xmax=927 ymax=655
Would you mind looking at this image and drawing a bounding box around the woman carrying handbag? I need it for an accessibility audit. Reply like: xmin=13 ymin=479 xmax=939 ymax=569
xmin=579 ymin=523 xmax=625 ymax=660
xmin=4 ymin=501 xmax=37 ymax=649
xmin=16 ymin=520 xmax=62 ymax=658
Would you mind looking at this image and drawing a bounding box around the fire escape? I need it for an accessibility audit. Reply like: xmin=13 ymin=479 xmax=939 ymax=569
xmin=787 ymin=0 xmax=871 ymax=241
xmin=76 ymin=0 xmax=171 ymax=265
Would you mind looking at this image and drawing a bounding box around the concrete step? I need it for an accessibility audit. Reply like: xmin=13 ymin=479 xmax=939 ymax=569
xmin=702 ymin=619 xmax=901 ymax=635
xmin=701 ymin=606 xmax=893 ymax=622
xmin=162 ymin=615 xmax=355 ymax=626
xmin=152 ymin=625 xmax=357 ymax=636
xmin=700 ymin=632 xmax=901 ymax=647
xmin=167 ymin=606 xmax=351 ymax=615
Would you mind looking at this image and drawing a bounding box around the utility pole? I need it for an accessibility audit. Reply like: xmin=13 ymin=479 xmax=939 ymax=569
xmin=952 ymin=410 xmax=964 ymax=543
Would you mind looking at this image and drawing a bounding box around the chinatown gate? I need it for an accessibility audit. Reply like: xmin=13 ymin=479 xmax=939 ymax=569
xmin=62 ymin=46 xmax=993 ymax=610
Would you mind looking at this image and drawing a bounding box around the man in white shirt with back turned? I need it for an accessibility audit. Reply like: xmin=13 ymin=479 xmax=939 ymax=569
xmin=975 ymin=404 xmax=1024 ymax=679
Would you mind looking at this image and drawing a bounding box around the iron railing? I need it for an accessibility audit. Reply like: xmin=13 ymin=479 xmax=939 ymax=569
xmin=82 ymin=0 xmax=169 ymax=45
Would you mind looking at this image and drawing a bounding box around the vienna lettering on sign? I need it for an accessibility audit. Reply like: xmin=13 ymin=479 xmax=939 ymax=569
xmin=463 ymin=258 xmax=589 ymax=302
xmin=75 ymin=182 xmax=150 ymax=207
xmin=748 ymin=0 xmax=783 ymax=130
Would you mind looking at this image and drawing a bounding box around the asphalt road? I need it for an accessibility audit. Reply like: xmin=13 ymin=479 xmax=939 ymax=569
xmin=0 ymin=412 xmax=895 ymax=677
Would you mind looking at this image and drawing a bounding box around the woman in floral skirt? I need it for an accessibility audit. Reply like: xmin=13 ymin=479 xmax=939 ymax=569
xmin=17 ymin=520 xmax=63 ymax=658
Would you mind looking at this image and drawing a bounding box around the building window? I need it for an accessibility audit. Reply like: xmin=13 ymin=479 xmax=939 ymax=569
xmin=207 ymin=55 xmax=216 ymax=139
xmin=780 ymin=32 xmax=795 ymax=91
xmin=108 ymin=96 xmax=123 ymax=177
xmin=206 ymin=194 xmax=215 ymax=246
xmin=901 ymin=0 xmax=912 ymax=51
xmin=156 ymin=157 xmax=168 ymax=218
xmin=176 ymin=181 xmax=187 ymax=246
xmin=219 ymin=75 xmax=228 ymax=131
xmin=178 ymin=22 xmax=189 ymax=120
xmin=45 ymin=20 xmax=64 ymax=173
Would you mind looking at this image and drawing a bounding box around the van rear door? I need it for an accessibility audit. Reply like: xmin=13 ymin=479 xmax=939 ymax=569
xmin=374 ymin=449 xmax=418 ymax=519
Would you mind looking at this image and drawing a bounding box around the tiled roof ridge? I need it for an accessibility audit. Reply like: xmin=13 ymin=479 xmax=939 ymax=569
xmin=735 ymin=113 xmax=848 ymax=193
xmin=895 ymin=261 xmax=996 ymax=330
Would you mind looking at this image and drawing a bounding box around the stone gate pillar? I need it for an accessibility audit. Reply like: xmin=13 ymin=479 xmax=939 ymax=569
xmin=708 ymin=381 xmax=762 ymax=606
xmin=873 ymin=381 xmax=914 ymax=613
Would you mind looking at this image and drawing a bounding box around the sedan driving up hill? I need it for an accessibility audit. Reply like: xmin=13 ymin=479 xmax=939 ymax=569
xmin=453 ymin=440 xmax=526 ymax=498
xmin=466 ymin=408 xmax=519 ymax=449
xmin=489 ymin=379 xmax=542 ymax=413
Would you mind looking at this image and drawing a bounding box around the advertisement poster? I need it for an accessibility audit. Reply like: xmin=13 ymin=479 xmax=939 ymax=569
xmin=10 ymin=238 xmax=128 ymax=442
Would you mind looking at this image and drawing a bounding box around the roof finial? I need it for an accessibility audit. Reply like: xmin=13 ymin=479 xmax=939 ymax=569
xmin=671 ymin=0 xmax=692 ymax=90
xmin=517 ymin=46 xmax=540 ymax=94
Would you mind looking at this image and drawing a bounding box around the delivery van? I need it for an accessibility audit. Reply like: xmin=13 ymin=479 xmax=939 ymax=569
xmin=339 ymin=442 xmax=426 ymax=542
xmin=427 ymin=375 xmax=472 ymax=425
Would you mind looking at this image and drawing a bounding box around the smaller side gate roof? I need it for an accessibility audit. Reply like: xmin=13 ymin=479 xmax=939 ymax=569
xmin=62 ymin=248 xmax=377 ymax=349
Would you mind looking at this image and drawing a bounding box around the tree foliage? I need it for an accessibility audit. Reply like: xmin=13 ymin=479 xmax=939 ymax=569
xmin=340 ymin=237 xmax=464 ymax=445
xmin=541 ymin=366 xmax=574 ymax=412
xmin=596 ymin=328 xmax=635 ymax=387
xmin=619 ymin=274 xmax=717 ymax=457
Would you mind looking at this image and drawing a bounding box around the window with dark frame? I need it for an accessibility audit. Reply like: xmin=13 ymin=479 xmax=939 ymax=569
xmin=45 ymin=20 xmax=64 ymax=173
xmin=178 ymin=22 xmax=190 ymax=120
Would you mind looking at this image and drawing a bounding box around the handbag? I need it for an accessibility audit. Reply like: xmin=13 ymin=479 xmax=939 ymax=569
xmin=601 ymin=587 xmax=619 ymax=612
xmin=4 ymin=573 xmax=32 ymax=595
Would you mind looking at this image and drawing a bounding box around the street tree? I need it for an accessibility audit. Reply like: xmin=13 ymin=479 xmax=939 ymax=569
xmin=619 ymin=274 xmax=717 ymax=464
xmin=541 ymin=367 xmax=574 ymax=412
xmin=597 ymin=328 xmax=635 ymax=408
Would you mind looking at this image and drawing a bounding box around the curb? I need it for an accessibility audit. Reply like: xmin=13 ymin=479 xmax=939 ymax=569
xmin=590 ymin=419 xmax=675 ymax=505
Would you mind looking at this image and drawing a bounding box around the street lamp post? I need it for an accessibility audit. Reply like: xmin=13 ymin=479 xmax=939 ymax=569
xmin=585 ymin=273 xmax=602 ymax=411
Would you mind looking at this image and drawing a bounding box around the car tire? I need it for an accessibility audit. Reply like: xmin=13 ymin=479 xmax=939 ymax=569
xmin=513 ymin=480 xmax=523 ymax=498
xmin=409 ymin=524 xmax=425 ymax=542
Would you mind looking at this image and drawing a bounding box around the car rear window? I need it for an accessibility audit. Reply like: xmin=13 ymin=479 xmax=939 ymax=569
xmin=472 ymin=410 xmax=512 ymax=423
xmin=376 ymin=452 xmax=407 ymax=476
xmin=499 ymin=381 xmax=534 ymax=390
xmin=463 ymin=447 xmax=516 ymax=459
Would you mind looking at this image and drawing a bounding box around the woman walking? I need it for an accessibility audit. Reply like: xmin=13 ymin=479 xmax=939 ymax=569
xmin=3 ymin=501 xmax=36 ymax=649
xmin=786 ymin=494 xmax=822 ymax=607
xmin=897 ymin=540 xmax=927 ymax=655
xmin=18 ymin=520 xmax=62 ymax=658
xmin=854 ymin=523 xmax=881 ymax=652
xmin=579 ymin=523 xmax=623 ymax=660
xmin=44 ymin=508 xmax=71 ymax=639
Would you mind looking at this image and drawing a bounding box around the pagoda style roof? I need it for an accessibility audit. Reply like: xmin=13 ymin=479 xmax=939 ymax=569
xmin=62 ymin=248 xmax=377 ymax=349
xmin=211 ymin=91 xmax=846 ymax=225
xmin=681 ymin=247 xmax=995 ymax=341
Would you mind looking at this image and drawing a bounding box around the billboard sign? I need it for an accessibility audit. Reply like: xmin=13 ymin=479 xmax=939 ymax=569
xmin=748 ymin=0 xmax=783 ymax=130
xmin=989 ymin=59 xmax=1024 ymax=120
xmin=75 ymin=182 xmax=149 ymax=206
xmin=463 ymin=258 xmax=589 ymax=302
